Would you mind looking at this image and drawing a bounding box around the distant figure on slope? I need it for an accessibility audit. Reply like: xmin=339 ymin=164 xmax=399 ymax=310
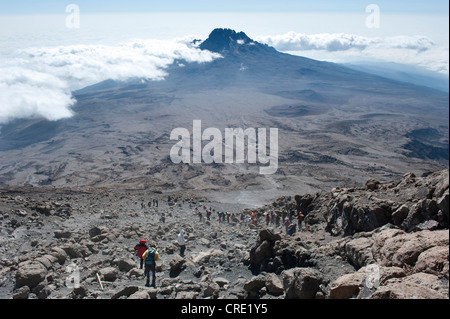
xmin=287 ymin=223 xmax=296 ymax=236
xmin=160 ymin=212 xmax=166 ymax=223
xmin=275 ymin=212 xmax=281 ymax=227
xmin=284 ymin=217 xmax=290 ymax=233
xmin=134 ymin=239 xmax=148 ymax=269
xmin=297 ymin=211 xmax=304 ymax=229
xmin=265 ymin=213 xmax=271 ymax=226
xmin=142 ymin=243 xmax=159 ymax=287
xmin=177 ymin=230 xmax=187 ymax=257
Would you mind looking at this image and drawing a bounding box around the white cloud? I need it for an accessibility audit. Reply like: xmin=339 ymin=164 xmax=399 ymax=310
xmin=256 ymin=32 xmax=448 ymax=75
xmin=0 ymin=67 xmax=75 ymax=124
xmin=0 ymin=37 xmax=221 ymax=125
xmin=255 ymin=32 xmax=436 ymax=52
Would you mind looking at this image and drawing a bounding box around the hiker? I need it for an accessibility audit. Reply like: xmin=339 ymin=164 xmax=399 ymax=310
xmin=275 ymin=213 xmax=281 ymax=227
xmin=160 ymin=213 xmax=166 ymax=223
xmin=142 ymin=243 xmax=159 ymax=287
xmin=177 ymin=230 xmax=187 ymax=257
xmin=226 ymin=211 xmax=231 ymax=223
xmin=265 ymin=213 xmax=270 ymax=226
xmin=298 ymin=211 xmax=304 ymax=229
xmin=206 ymin=210 xmax=211 ymax=221
xmin=287 ymin=223 xmax=296 ymax=236
xmin=134 ymin=239 xmax=148 ymax=269
xmin=284 ymin=217 xmax=290 ymax=233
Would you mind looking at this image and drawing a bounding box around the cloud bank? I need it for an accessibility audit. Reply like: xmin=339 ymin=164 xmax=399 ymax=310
xmin=1 ymin=32 xmax=447 ymax=126
xmin=256 ymin=32 xmax=448 ymax=75
xmin=256 ymin=32 xmax=436 ymax=52
xmin=0 ymin=38 xmax=220 ymax=125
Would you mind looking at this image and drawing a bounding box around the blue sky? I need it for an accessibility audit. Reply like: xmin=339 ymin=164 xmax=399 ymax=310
xmin=1 ymin=0 xmax=449 ymax=14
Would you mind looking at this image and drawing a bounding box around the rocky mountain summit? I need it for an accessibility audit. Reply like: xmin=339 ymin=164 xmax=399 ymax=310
xmin=0 ymin=169 xmax=447 ymax=299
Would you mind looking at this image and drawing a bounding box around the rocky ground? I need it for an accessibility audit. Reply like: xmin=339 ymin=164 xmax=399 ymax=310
xmin=0 ymin=169 xmax=448 ymax=299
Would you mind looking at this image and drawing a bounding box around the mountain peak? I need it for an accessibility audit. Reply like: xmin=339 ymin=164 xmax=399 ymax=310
xmin=199 ymin=28 xmax=276 ymax=55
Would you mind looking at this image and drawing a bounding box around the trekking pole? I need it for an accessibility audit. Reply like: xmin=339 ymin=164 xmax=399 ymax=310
xmin=96 ymin=273 xmax=104 ymax=291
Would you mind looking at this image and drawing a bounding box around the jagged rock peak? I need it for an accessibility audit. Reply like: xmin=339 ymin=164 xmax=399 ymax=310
xmin=199 ymin=28 xmax=275 ymax=54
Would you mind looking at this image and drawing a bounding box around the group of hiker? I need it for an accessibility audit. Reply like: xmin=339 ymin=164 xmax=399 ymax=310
xmin=133 ymin=197 xmax=306 ymax=287
xmin=133 ymin=230 xmax=186 ymax=287
xmin=246 ymin=209 xmax=304 ymax=235
xmin=141 ymin=199 xmax=159 ymax=209
xmin=133 ymin=239 xmax=158 ymax=287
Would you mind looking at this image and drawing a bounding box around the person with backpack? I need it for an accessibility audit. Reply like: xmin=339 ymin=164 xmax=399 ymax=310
xmin=142 ymin=243 xmax=159 ymax=287
xmin=134 ymin=239 xmax=148 ymax=269
xmin=287 ymin=223 xmax=296 ymax=236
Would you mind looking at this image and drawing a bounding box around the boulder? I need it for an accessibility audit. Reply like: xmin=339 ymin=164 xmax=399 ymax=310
xmin=213 ymin=277 xmax=230 ymax=288
xmin=112 ymin=286 xmax=139 ymax=299
xmin=281 ymin=268 xmax=322 ymax=299
xmin=50 ymin=247 xmax=68 ymax=265
xmin=54 ymin=229 xmax=71 ymax=239
xmin=392 ymin=205 xmax=409 ymax=226
xmin=244 ymin=275 xmax=266 ymax=292
xmin=369 ymin=273 xmax=448 ymax=299
xmin=169 ymin=254 xmax=186 ymax=272
xmin=203 ymin=281 xmax=220 ymax=298
xmin=61 ymin=243 xmax=87 ymax=259
xmin=344 ymin=237 xmax=375 ymax=268
xmin=372 ymin=228 xmax=449 ymax=268
xmin=99 ymin=267 xmax=118 ymax=282
xmin=117 ymin=259 xmax=136 ymax=272
xmin=72 ymin=285 xmax=89 ymax=299
xmin=13 ymin=286 xmax=30 ymax=299
xmin=250 ymin=240 xmax=273 ymax=265
xmin=15 ymin=261 xmax=47 ymax=289
xmin=258 ymin=229 xmax=282 ymax=242
xmin=365 ymin=179 xmax=380 ymax=191
xmin=415 ymin=246 xmax=449 ymax=277
xmin=265 ymin=273 xmax=284 ymax=295
xmin=329 ymin=272 xmax=364 ymax=299
xmin=192 ymin=249 xmax=223 ymax=264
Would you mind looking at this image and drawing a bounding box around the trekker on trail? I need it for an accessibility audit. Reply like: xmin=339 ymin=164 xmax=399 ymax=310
xmin=177 ymin=230 xmax=187 ymax=257
xmin=134 ymin=239 xmax=148 ymax=269
xmin=142 ymin=243 xmax=159 ymax=287
xmin=284 ymin=217 xmax=291 ymax=233
xmin=265 ymin=213 xmax=270 ymax=226
xmin=298 ymin=211 xmax=304 ymax=229
xmin=160 ymin=213 xmax=166 ymax=223
xmin=287 ymin=223 xmax=296 ymax=236
xmin=275 ymin=212 xmax=281 ymax=227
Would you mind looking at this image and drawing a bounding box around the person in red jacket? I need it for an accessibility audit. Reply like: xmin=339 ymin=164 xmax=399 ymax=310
xmin=134 ymin=239 xmax=148 ymax=269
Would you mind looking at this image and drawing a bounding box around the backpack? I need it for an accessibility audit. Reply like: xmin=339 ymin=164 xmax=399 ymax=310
xmin=143 ymin=248 xmax=159 ymax=264
xmin=135 ymin=243 xmax=148 ymax=259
